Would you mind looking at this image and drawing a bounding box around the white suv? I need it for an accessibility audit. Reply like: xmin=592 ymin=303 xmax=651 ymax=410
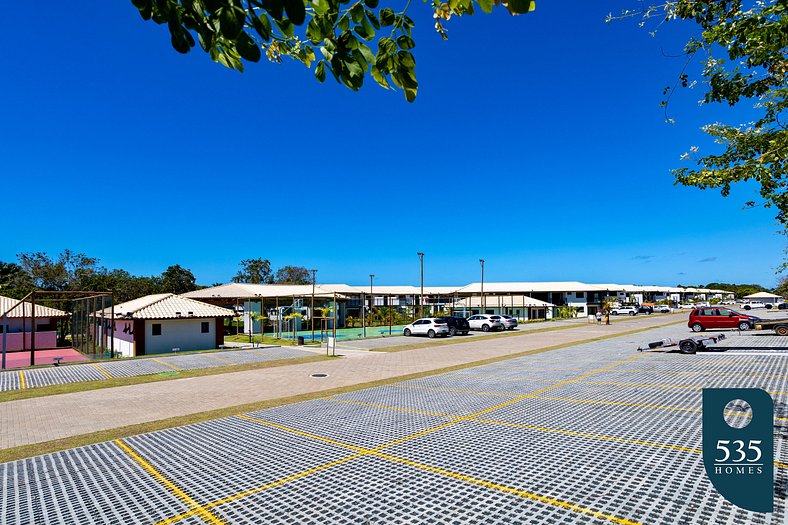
xmin=403 ymin=318 xmax=450 ymax=338
xmin=611 ymin=306 xmax=638 ymax=316
xmin=467 ymin=315 xmax=504 ymax=332
xmin=742 ymin=301 xmax=766 ymax=310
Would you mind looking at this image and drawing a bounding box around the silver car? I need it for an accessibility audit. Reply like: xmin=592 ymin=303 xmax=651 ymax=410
xmin=497 ymin=315 xmax=518 ymax=330
xmin=467 ymin=314 xmax=504 ymax=332
xmin=403 ymin=318 xmax=450 ymax=338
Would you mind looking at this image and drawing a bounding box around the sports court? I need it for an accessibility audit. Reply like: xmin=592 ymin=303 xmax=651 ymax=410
xmin=2 ymin=323 xmax=786 ymax=524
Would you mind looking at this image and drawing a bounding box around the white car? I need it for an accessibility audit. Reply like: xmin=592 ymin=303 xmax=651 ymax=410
xmin=497 ymin=315 xmax=518 ymax=330
xmin=467 ymin=314 xmax=504 ymax=332
xmin=403 ymin=318 xmax=450 ymax=338
xmin=741 ymin=301 xmax=767 ymax=310
xmin=678 ymin=304 xmax=696 ymax=309
xmin=653 ymin=305 xmax=672 ymax=313
xmin=611 ymin=306 xmax=638 ymax=316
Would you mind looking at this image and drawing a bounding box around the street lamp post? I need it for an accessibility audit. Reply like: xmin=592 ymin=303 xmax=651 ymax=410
xmin=480 ymin=259 xmax=485 ymax=314
xmin=417 ymin=252 xmax=424 ymax=319
xmin=367 ymin=274 xmax=374 ymax=337
xmin=311 ymin=269 xmax=317 ymax=343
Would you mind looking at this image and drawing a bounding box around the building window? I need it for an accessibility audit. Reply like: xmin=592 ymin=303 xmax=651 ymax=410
xmin=201 ymin=322 xmax=210 ymax=334
xmin=576 ymin=292 xmax=585 ymax=299
xmin=152 ymin=323 xmax=162 ymax=336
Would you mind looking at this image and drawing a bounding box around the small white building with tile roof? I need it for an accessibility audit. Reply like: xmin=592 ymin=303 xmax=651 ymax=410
xmin=98 ymin=294 xmax=236 ymax=357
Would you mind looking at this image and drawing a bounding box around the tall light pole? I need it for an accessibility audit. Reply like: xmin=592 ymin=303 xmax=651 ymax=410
xmin=480 ymin=259 xmax=485 ymax=314
xmin=417 ymin=252 xmax=424 ymax=319
xmin=310 ymin=269 xmax=317 ymax=343
xmin=367 ymin=274 xmax=374 ymax=337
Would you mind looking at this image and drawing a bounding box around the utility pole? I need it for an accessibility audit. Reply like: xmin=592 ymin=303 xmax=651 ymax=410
xmin=480 ymin=259 xmax=485 ymax=314
xmin=369 ymin=274 xmax=374 ymax=335
xmin=311 ymin=269 xmax=317 ymax=343
xmin=417 ymin=252 xmax=424 ymax=318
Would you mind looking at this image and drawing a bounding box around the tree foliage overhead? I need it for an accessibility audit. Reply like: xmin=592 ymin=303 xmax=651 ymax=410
xmin=613 ymin=0 xmax=788 ymax=230
xmin=232 ymin=258 xmax=274 ymax=284
xmin=129 ymin=0 xmax=533 ymax=101
xmin=274 ymin=265 xmax=312 ymax=284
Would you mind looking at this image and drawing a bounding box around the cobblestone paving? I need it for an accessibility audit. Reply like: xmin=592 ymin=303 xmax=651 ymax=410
xmin=2 ymin=323 xmax=786 ymax=524
xmin=0 ymin=346 xmax=315 ymax=392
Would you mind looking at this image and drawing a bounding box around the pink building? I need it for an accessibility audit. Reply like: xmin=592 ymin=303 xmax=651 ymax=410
xmin=0 ymin=295 xmax=69 ymax=351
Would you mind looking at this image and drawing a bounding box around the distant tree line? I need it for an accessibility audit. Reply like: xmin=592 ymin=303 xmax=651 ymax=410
xmin=0 ymin=252 xmax=312 ymax=303
xmin=701 ymin=282 xmax=772 ymax=299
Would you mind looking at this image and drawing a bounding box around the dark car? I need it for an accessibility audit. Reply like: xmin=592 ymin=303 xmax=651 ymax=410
xmin=687 ymin=307 xmax=760 ymax=332
xmin=435 ymin=316 xmax=470 ymax=336
xmin=638 ymin=305 xmax=653 ymax=314
xmin=778 ymin=302 xmax=788 ymax=310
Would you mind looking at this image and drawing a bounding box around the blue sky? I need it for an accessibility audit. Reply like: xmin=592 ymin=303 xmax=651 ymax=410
xmin=0 ymin=1 xmax=780 ymax=287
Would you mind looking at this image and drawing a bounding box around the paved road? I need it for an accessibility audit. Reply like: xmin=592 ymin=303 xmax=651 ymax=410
xmin=2 ymin=321 xmax=785 ymax=525
xmin=0 ymin=314 xmax=685 ymax=450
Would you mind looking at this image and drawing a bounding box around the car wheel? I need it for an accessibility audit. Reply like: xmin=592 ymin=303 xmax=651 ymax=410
xmin=403 ymin=328 xmax=411 ymax=336
xmin=679 ymin=340 xmax=697 ymax=354
xmin=744 ymin=305 xmax=751 ymax=310
xmin=766 ymin=304 xmax=773 ymax=309
xmin=449 ymin=327 xmax=457 ymax=336
xmin=629 ymin=311 xmax=635 ymax=316
xmin=427 ymin=329 xmax=436 ymax=338
xmin=612 ymin=311 xmax=618 ymax=315
xmin=691 ymin=323 xmax=704 ymax=332
xmin=738 ymin=322 xmax=751 ymax=331
xmin=775 ymin=325 xmax=788 ymax=336
xmin=482 ymin=324 xmax=490 ymax=332
xmin=462 ymin=331 xmax=469 ymax=335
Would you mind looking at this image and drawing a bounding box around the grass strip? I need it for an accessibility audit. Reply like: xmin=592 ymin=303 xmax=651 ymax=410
xmin=0 ymin=320 xmax=683 ymax=463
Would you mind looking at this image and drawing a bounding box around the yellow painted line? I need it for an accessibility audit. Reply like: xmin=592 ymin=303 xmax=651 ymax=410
xmin=18 ymin=370 xmax=26 ymax=389
xmin=202 ymin=353 xmax=234 ymax=364
xmin=369 ymin=450 xmax=643 ymax=525
xmin=92 ymin=363 xmax=113 ymax=379
xmin=238 ymin=415 xmax=369 ymax=453
xmin=328 ymin=397 xmax=459 ymax=419
xmin=152 ymin=358 xmax=182 ymax=371
xmin=394 ymin=384 xmax=519 ymax=398
xmin=335 ymin=344 xmax=371 ymax=351
xmin=115 ymin=439 xmax=226 ymax=525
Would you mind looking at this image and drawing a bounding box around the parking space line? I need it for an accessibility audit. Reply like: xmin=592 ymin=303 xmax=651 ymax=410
xmin=115 ymin=439 xmax=227 ymax=525
xmin=152 ymin=358 xmax=182 ymax=371
xmin=18 ymin=370 xmax=26 ymax=389
xmin=335 ymin=344 xmax=371 ymax=351
xmin=234 ymin=416 xmax=643 ymax=525
xmin=202 ymin=354 xmax=234 ymax=364
xmin=394 ymin=384 xmax=520 ymax=398
xmin=92 ymin=363 xmax=113 ymax=379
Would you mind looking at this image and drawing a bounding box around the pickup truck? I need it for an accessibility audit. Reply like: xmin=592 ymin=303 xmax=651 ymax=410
xmin=754 ymin=318 xmax=788 ymax=336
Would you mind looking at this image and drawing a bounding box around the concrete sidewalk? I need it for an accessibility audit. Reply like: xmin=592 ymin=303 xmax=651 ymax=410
xmin=0 ymin=314 xmax=685 ymax=450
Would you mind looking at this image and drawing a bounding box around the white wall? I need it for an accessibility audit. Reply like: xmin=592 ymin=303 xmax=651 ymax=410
xmin=564 ymin=292 xmax=588 ymax=316
xmin=145 ymin=318 xmax=216 ymax=355
xmin=106 ymin=320 xmax=135 ymax=358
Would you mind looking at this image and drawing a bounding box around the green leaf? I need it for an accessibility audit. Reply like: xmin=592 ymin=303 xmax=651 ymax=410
xmin=252 ymin=14 xmax=272 ymax=41
xmin=354 ymin=17 xmax=375 ymax=40
xmin=311 ymin=0 xmax=329 ymax=15
xmin=235 ymin=32 xmax=261 ymax=62
xmin=365 ymin=9 xmax=380 ymax=30
xmin=262 ymin=0 xmax=285 ymax=21
xmin=315 ymin=60 xmax=327 ymax=82
xmin=396 ymin=35 xmax=415 ymax=50
xmin=349 ymin=3 xmax=365 ymax=23
xmin=338 ymin=14 xmax=350 ymax=30
xmin=284 ymin=0 xmax=307 ymax=25
xmin=218 ymin=6 xmax=246 ymax=39
xmin=364 ymin=0 xmax=379 ymax=7
xmin=379 ymin=7 xmax=395 ymax=26
xmin=506 ymin=0 xmax=534 ymax=14
xmin=476 ymin=0 xmax=493 ymax=14
xmin=370 ymin=65 xmax=389 ymax=88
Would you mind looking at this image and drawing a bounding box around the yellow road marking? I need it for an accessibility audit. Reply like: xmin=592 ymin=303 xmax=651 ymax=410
xmin=152 ymin=358 xmax=182 ymax=371
xmin=202 ymin=353 xmax=234 ymax=364
xmin=369 ymin=450 xmax=643 ymax=525
xmin=92 ymin=363 xmax=113 ymax=379
xmin=394 ymin=384 xmax=519 ymax=398
xmin=335 ymin=344 xmax=371 ymax=351
xmin=115 ymin=439 xmax=226 ymax=525
xmin=235 ymin=416 xmax=643 ymax=525
xmin=18 ymin=370 xmax=25 ymax=389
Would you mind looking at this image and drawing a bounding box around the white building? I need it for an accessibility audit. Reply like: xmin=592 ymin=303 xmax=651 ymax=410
xmin=99 ymin=294 xmax=236 ymax=357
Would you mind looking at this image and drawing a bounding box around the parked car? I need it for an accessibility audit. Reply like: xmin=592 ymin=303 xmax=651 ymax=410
xmin=467 ymin=314 xmax=504 ymax=332
xmin=403 ymin=318 xmax=450 ymax=338
xmin=678 ymin=304 xmax=696 ymax=310
xmin=611 ymin=306 xmax=638 ymax=316
xmin=742 ymin=301 xmax=767 ymax=310
xmin=638 ymin=305 xmax=653 ymax=314
xmin=435 ymin=316 xmax=470 ymax=336
xmin=687 ymin=307 xmax=761 ymax=332
xmin=778 ymin=303 xmax=788 ymax=310
xmin=653 ymin=305 xmax=672 ymax=313
xmin=497 ymin=315 xmax=518 ymax=330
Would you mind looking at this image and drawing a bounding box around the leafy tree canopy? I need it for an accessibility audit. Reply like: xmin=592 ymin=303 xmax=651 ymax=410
xmin=274 ymin=265 xmax=312 ymax=284
xmin=130 ymin=0 xmax=534 ymax=101
xmin=160 ymin=264 xmax=199 ymax=294
xmin=613 ymin=1 xmax=788 ymax=236
xmin=703 ymin=281 xmax=770 ymax=297
xmin=232 ymin=258 xmax=274 ymax=284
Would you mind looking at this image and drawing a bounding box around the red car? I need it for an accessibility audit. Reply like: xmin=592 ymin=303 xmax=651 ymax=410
xmin=687 ymin=307 xmax=760 ymax=332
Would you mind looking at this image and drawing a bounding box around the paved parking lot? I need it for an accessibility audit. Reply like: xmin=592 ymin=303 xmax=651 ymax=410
xmin=0 ymin=346 xmax=315 ymax=392
xmin=2 ymin=322 xmax=786 ymax=524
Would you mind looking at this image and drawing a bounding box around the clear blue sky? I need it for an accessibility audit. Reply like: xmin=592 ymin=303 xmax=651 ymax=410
xmin=0 ymin=1 xmax=780 ymax=287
